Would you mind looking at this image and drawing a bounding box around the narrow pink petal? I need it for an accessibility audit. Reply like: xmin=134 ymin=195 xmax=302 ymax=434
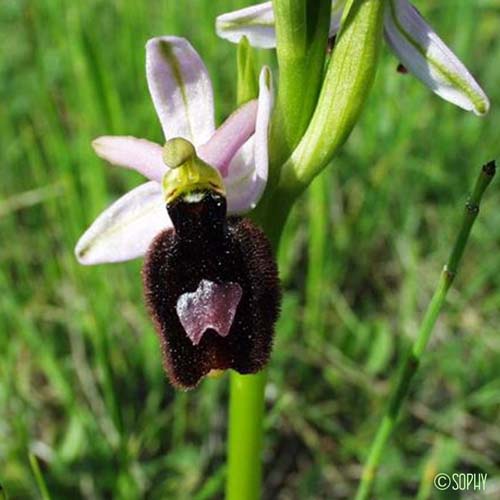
xmin=226 ymin=67 xmax=273 ymax=214
xmin=75 ymin=182 xmax=171 ymax=265
xmin=198 ymin=99 xmax=258 ymax=176
xmin=146 ymin=36 xmax=215 ymax=146
xmin=92 ymin=136 xmax=166 ymax=183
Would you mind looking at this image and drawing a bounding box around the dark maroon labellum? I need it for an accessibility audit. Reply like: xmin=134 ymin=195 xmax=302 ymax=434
xmin=142 ymin=191 xmax=281 ymax=389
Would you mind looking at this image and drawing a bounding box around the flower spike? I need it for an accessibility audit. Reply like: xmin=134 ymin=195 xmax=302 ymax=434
xmin=216 ymin=0 xmax=489 ymax=114
xmin=76 ymin=33 xmax=280 ymax=390
xmin=77 ymin=37 xmax=273 ymax=266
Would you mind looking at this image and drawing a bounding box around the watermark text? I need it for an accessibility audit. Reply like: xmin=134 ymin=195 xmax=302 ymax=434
xmin=433 ymin=473 xmax=487 ymax=492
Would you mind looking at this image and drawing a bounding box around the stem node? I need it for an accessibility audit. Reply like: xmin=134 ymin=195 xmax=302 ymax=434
xmin=355 ymin=161 xmax=496 ymax=500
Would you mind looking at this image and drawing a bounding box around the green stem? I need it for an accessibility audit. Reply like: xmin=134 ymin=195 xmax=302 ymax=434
xmin=29 ymin=453 xmax=52 ymax=500
xmin=226 ymin=370 xmax=267 ymax=500
xmin=225 ymin=207 xmax=286 ymax=500
xmin=225 ymin=32 xmax=286 ymax=500
xmin=225 ymin=4 xmax=384 ymax=495
xmin=355 ymin=161 xmax=496 ymax=500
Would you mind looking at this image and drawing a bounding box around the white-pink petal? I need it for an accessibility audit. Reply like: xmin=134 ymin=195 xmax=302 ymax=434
xmin=146 ymin=36 xmax=216 ymax=146
xmin=216 ymin=2 xmax=276 ymax=49
xmin=75 ymin=181 xmax=171 ymax=265
xmin=384 ymin=0 xmax=489 ymax=115
xmin=215 ymin=1 xmax=345 ymax=49
xmin=198 ymin=99 xmax=258 ymax=177
xmin=92 ymin=136 xmax=166 ymax=183
xmin=225 ymin=67 xmax=273 ymax=214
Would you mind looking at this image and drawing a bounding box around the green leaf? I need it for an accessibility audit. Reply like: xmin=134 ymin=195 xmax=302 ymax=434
xmin=236 ymin=36 xmax=258 ymax=106
xmin=277 ymin=0 xmax=386 ymax=194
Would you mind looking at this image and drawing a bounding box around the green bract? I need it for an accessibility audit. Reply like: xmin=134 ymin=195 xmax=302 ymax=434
xmin=280 ymin=0 xmax=385 ymax=191
xmin=271 ymin=0 xmax=331 ymax=166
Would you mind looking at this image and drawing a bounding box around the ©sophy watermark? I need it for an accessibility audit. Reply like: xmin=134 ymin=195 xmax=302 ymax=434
xmin=433 ymin=472 xmax=487 ymax=492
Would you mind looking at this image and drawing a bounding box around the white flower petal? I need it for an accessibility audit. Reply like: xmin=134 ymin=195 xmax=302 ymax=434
xmin=384 ymin=0 xmax=489 ymax=115
xmin=75 ymin=182 xmax=171 ymax=265
xmin=198 ymin=99 xmax=258 ymax=176
xmin=226 ymin=67 xmax=273 ymax=214
xmin=216 ymin=2 xmax=276 ymax=49
xmin=92 ymin=136 xmax=166 ymax=183
xmin=215 ymin=1 xmax=346 ymax=48
xmin=146 ymin=36 xmax=216 ymax=145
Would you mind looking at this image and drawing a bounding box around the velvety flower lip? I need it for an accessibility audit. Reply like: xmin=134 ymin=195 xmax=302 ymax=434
xmin=216 ymin=0 xmax=489 ymax=115
xmin=75 ymin=36 xmax=273 ymax=266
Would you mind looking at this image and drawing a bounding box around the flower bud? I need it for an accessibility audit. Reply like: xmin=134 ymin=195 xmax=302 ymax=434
xmin=278 ymin=0 xmax=385 ymax=192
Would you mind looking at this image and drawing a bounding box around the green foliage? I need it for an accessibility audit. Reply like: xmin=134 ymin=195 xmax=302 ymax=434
xmin=1 ymin=0 xmax=499 ymax=498
xmin=236 ymin=36 xmax=258 ymax=105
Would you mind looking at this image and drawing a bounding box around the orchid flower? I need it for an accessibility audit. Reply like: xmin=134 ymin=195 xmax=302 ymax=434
xmin=216 ymin=0 xmax=489 ymax=115
xmin=75 ymin=36 xmax=273 ymax=265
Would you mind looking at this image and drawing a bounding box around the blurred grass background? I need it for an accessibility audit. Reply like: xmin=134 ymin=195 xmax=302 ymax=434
xmin=1 ymin=0 xmax=499 ymax=498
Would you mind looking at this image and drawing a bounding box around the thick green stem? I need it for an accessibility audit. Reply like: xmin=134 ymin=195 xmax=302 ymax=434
xmin=225 ymin=213 xmax=285 ymax=500
xmin=226 ymin=371 xmax=267 ymax=500
xmin=224 ymin=5 xmax=385 ymax=497
xmin=355 ymin=161 xmax=496 ymax=500
xmin=228 ymin=42 xmax=285 ymax=490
